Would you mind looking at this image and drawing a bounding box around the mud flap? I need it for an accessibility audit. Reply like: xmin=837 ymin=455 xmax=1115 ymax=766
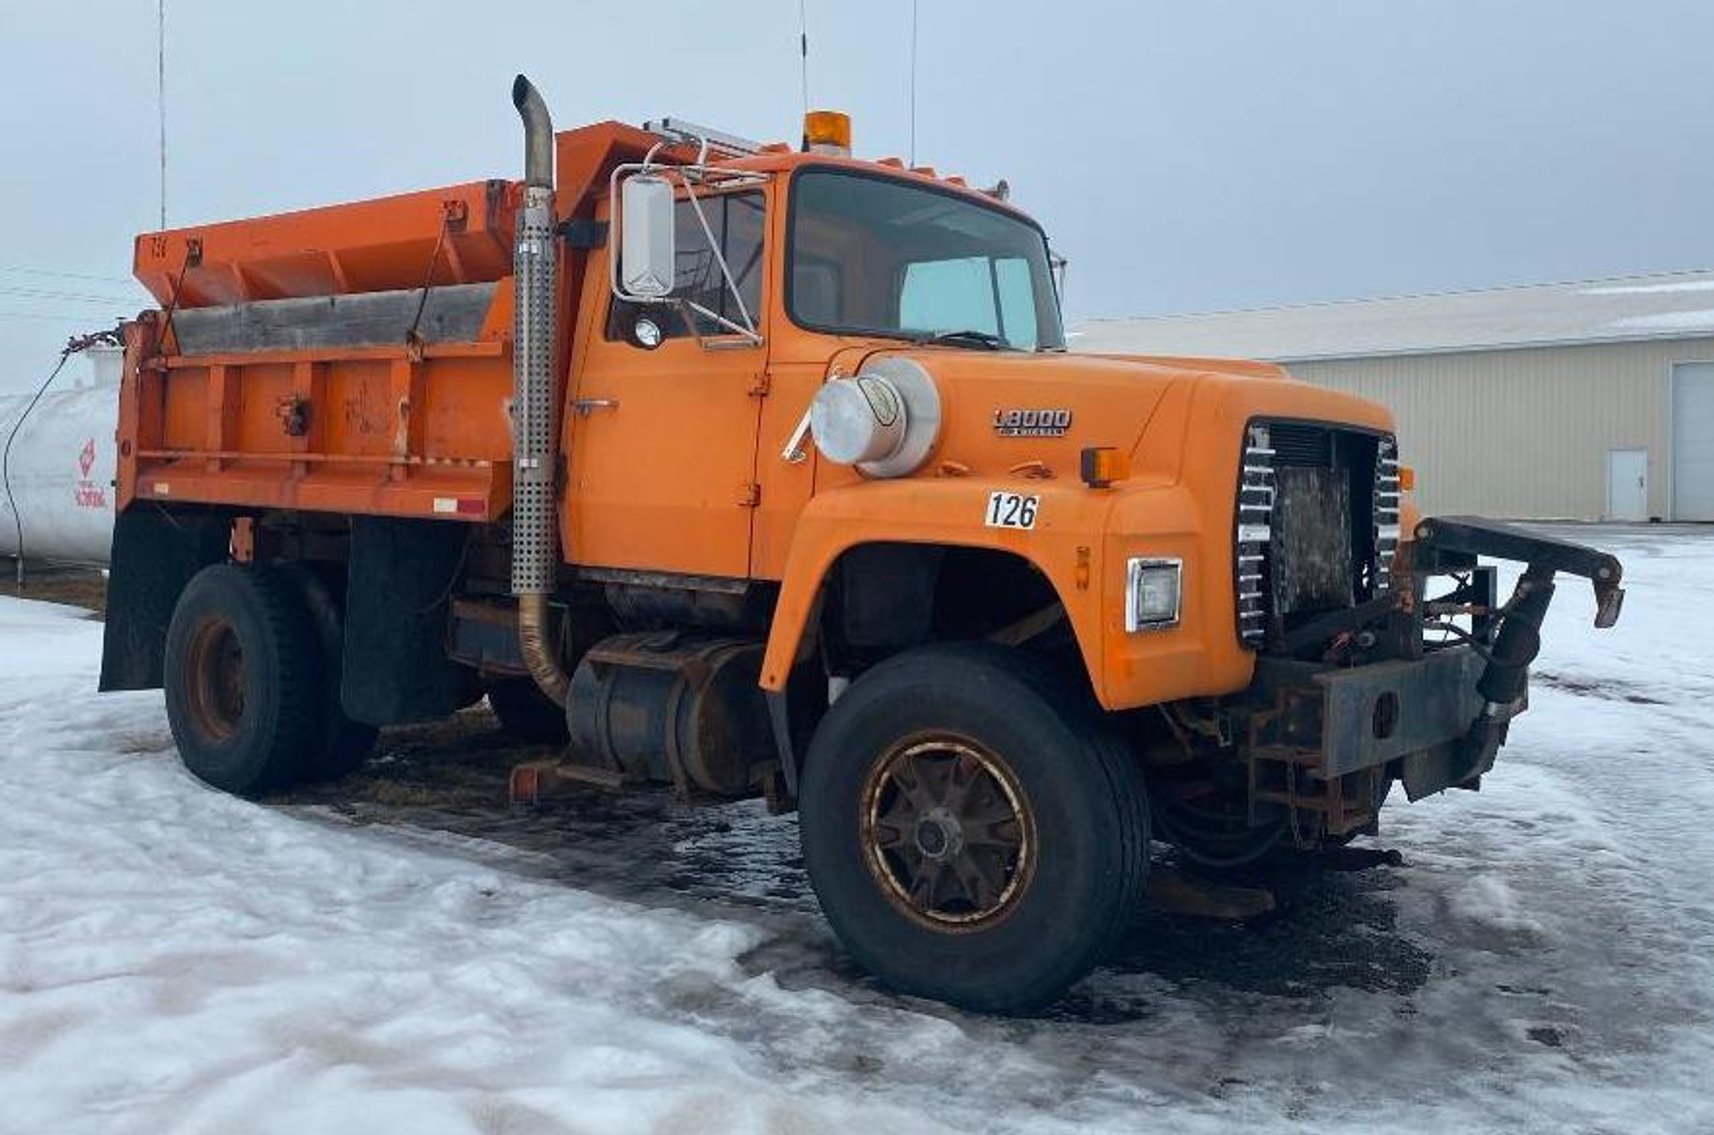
xmin=99 ymin=507 xmax=232 ymax=692
xmin=340 ymin=517 xmax=471 ymax=727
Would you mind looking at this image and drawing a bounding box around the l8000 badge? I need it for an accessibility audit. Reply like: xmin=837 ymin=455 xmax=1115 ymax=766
xmin=993 ymin=408 xmax=1072 ymax=437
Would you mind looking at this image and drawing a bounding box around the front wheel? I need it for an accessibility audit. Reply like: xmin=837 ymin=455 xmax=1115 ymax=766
xmin=798 ymin=644 xmax=1150 ymax=1013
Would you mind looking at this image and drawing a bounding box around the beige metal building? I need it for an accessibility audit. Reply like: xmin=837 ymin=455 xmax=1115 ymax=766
xmin=1075 ymin=270 xmax=1714 ymax=521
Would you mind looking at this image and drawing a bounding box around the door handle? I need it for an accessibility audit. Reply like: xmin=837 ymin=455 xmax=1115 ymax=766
xmin=780 ymin=406 xmax=813 ymax=464
xmin=574 ymin=398 xmax=619 ymax=417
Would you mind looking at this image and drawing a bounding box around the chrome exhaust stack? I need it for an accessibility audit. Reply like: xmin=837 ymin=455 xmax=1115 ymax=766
xmin=510 ymin=74 xmax=569 ymax=705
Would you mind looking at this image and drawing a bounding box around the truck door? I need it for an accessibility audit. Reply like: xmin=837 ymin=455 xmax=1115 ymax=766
xmin=564 ymin=189 xmax=767 ymax=579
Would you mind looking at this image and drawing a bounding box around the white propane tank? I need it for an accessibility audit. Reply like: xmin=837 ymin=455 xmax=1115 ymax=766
xmin=0 ymin=346 xmax=120 ymax=566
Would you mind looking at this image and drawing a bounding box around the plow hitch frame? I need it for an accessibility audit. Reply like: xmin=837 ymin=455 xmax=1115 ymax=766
xmin=1409 ymin=515 xmax=1626 ymax=775
xmin=1412 ymin=516 xmax=1625 ymax=630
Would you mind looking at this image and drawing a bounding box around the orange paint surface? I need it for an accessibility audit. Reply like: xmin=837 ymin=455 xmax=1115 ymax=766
xmin=117 ymin=125 xmax=1403 ymax=712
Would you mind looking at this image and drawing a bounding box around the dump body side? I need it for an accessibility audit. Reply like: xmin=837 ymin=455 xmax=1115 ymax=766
xmin=115 ymin=122 xmax=665 ymax=527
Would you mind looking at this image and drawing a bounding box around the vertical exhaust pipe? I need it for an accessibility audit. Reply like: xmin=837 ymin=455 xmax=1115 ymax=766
xmin=510 ymin=75 xmax=569 ymax=705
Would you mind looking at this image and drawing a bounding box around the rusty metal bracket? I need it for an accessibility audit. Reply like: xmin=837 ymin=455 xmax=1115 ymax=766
xmin=275 ymin=394 xmax=310 ymax=438
xmin=229 ymin=516 xmax=255 ymax=564
xmin=1413 ymin=515 xmax=1625 ymax=628
xmin=509 ymin=757 xmax=631 ymax=807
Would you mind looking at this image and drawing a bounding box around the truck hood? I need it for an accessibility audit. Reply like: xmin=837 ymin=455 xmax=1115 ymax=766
xmin=867 ymin=348 xmax=1290 ymax=477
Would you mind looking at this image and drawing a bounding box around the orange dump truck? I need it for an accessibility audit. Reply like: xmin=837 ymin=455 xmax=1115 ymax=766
xmin=100 ymin=77 xmax=1626 ymax=1012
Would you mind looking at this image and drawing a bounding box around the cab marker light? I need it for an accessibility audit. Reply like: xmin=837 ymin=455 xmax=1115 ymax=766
xmin=1080 ymin=446 xmax=1130 ymax=488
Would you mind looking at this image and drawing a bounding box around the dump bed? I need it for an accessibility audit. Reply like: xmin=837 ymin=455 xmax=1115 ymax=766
xmin=133 ymin=180 xmax=519 ymax=309
xmin=119 ymin=176 xmax=519 ymax=522
xmin=116 ymin=121 xmax=664 ymax=522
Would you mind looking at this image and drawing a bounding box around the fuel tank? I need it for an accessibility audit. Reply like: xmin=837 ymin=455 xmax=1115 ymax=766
xmin=564 ymin=632 xmax=774 ymax=797
xmin=0 ymin=347 xmax=119 ymax=565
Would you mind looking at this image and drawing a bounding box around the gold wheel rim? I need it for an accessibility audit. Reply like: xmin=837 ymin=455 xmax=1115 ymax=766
xmin=859 ymin=734 xmax=1037 ymax=931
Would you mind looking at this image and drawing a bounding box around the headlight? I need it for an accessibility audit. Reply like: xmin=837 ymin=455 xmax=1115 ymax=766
xmin=808 ymin=356 xmax=941 ymax=478
xmin=1125 ymin=557 xmax=1182 ymax=631
xmin=810 ymin=375 xmax=906 ymax=465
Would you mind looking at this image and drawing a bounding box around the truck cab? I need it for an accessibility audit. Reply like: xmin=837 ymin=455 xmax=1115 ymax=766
xmin=100 ymin=78 xmax=1625 ymax=1013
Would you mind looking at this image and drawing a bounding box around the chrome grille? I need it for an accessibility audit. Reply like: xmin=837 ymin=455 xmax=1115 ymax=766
xmin=1235 ymin=423 xmax=1275 ymax=647
xmin=1374 ymin=434 xmax=1401 ymax=593
xmin=1234 ymin=421 xmax=1400 ymax=650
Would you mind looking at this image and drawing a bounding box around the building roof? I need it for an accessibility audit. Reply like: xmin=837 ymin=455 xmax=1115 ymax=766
xmin=1072 ymin=268 xmax=1714 ymax=362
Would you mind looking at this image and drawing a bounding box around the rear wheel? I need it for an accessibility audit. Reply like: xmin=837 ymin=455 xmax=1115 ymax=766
xmin=278 ymin=563 xmax=377 ymax=781
xmin=164 ymin=564 xmax=323 ymax=797
xmin=798 ymin=643 xmax=1150 ymax=1013
xmin=487 ymin=676 xmax=569 ymax=744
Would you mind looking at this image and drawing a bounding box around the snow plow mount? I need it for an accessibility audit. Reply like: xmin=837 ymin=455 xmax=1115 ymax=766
xmin=1410 ymin=516 xmax=1626 ymax=630
xmin=1408 ymin=515 xmax=1625 ymax=783
xmin=1235 ymin=518 xmax=1628 ymax=845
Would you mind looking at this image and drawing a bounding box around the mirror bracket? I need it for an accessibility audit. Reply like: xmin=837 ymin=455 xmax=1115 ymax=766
xmin=607 ymin=150 xmax=768 ymax=348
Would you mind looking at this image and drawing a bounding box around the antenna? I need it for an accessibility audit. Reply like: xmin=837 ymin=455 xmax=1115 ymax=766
xmin=908 ymin=0 xmax=918 ymax=166
xmin=157 ymin=0 xmax=167 ymax=230
xmin=798 ymin=0 xmax=810 ymax=118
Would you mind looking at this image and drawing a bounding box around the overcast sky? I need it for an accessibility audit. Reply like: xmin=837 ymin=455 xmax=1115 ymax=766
xmin=4 ymin=0 xmax=1713 ymax=388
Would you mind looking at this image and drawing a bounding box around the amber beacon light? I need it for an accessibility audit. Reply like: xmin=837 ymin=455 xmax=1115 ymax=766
xmin=802 ymin=110 xmax=852 ymax=156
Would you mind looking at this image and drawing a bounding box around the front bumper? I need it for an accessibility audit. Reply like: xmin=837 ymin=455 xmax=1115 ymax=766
xmin=1242 ymin=517 xmax=1625 ymax=829
xmin=1319 ymin=645 xmax=1492 ymax=798
xmin=1253 ymin=646 xmax=1507 ymax=807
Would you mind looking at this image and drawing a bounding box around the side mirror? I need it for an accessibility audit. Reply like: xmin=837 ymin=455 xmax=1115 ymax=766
xmin=620 ymin=175 xmax=676 ymax=299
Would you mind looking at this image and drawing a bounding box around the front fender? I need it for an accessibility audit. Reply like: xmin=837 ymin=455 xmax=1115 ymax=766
xmin=760 ymin=473 xmax=1257 ymax=710
xmin=759 ymin=478 xmax=1117 ymax=696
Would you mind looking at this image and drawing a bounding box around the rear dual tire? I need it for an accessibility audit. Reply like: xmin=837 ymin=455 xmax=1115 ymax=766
xmin=487 ymin=676 xmax=569 ymax=743
xmin=280 ymin=564 xmax=379 ymax=780
xmin=164 ymin=563 xmax=373 ymax=797
xmin=799 ymin=643 xmax=1150 ymax=1014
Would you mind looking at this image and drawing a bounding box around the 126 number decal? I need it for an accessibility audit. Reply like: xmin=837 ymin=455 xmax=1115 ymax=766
xmin=984 ymin=491 xmax=1039 ymax=529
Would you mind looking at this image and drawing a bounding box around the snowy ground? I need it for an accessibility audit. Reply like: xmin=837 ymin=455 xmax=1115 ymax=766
xmin=3 ymin=525 xmax=1713 ymax=1134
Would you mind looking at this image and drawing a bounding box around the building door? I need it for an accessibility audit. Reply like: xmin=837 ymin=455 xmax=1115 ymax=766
xmin=1674 ymin=363 xmax=1714 ymax=521
xmin=1606 ymin=448 xmax=1648 ymax=522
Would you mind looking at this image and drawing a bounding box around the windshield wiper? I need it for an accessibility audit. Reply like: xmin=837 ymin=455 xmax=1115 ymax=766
xmin=914 ymin=329 xmax=1007 ymax=350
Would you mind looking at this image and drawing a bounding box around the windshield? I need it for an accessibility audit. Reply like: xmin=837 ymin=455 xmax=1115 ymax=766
xmin=788 ymin=169 xmax=1066 ymax=350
